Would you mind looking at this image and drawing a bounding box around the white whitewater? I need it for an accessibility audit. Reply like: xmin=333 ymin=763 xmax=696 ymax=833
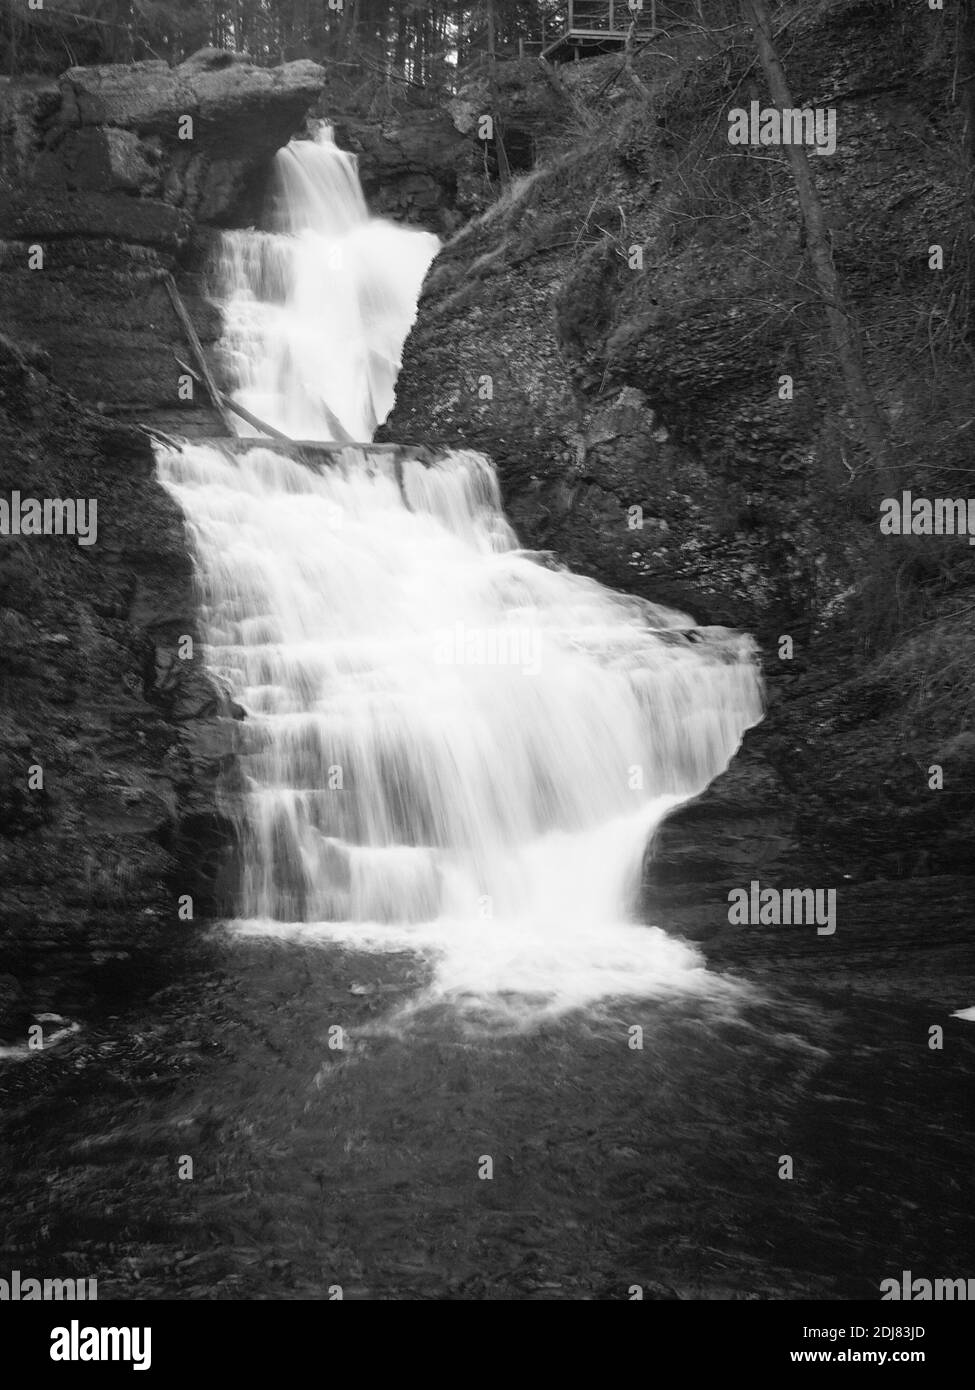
xmin=215 ymin=123 xmax=439 ymax=441
xmin=156 ymin=127 xmax=764 ymax=1026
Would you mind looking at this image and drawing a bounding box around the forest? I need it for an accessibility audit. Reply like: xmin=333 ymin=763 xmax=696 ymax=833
xmin=2 ymin=1 xmax=749 ymax=82
xmin=5 ymin=0 xmax=560 ymax=79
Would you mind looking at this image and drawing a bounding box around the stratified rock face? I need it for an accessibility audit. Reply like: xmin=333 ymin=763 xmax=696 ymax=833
xmin=322 ymin=59 xmax=560 ymax=236
xmin=642 ymin=740 xmax=800 ymax=943
xmin=0 ymin=187 xmax=194 ymax=248
xmin=0 ymin=334 xmax=237 ymax=1038
xmin=0 ymin=49 xmax=328 ymax=436
xmin=337 ymin=110 xmax=473 ymax=235
xmin=0 ymin=50 xmax=327 ymax=1034
xmin=384 ymin=4 xmax=975 ymax=901
xmin=384 ymin=7 xmax=959 ymax=635
xmin=4 ymin=49 xmax=326 ymax=224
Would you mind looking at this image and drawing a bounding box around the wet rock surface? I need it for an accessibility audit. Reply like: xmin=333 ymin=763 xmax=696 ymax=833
xmin=384 ymin=4 xmax=975 ymax=912
xmin=0 ymin=326 xmax=235 ymax=1041
xmin=336 ymin=109 xmax=474 ymax=236
xmin=386 ymin=13 xmax=952 ymax=631
xmin=643 ymin=615 xmax=975 ymax=943
xmin=0 ymin=51 xmax=363 ymax=1045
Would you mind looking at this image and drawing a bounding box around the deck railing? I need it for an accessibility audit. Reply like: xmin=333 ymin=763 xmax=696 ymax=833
xmin=565 ymin=0 xmax=656 ymax=34
xmin=465 ymin=0 xmax=657 ymax=68
xmin=537 ymin=1 xmax=658 ymax=60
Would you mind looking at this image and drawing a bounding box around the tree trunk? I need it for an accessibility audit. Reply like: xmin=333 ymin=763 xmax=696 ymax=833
xmin=959 ymin=0 xmax=975 ymax=334
xmin=337 ymin=0 xmax=357 ymax=54
xmin=455 ymin=1 xmax=465 ymax=67
xmin=743 ymin=0 xmax=891 ymax=486
xmin=394 ymin=6 xmax=409 ymax=75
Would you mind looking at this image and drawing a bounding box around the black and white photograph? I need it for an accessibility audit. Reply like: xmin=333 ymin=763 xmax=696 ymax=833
xmin=0 ymin=0 xmax=972 ymax=1355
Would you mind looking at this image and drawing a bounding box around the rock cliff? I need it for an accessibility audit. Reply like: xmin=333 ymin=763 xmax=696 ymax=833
xmin=0 ymin=50 xmax=327 ymax=1036
xmin=2 ymin=48 xmax=327 ymax=222
xmin=383 ymin=3 xmax=975 ymax=937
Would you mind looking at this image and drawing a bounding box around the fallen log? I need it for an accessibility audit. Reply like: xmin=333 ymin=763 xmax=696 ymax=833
xmin=162 ymin=272 xmax=236 ymax=436
xmin=174 ymin=353 xmax=368 ymax=451
xmin=165 ymin=271 xmax=368 ymax=447
xmin=189 ymin=435 xmax=407 ymax=456
xmin=319 ymin=398 xmax=357 ymax=445
xmin=174 ymin=354 xmax=296 ymax=443
xmin=137 ymin=422 xmax=185 ymax=450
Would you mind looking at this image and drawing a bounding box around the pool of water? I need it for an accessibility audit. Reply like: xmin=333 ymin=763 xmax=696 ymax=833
xmin=2 ymin=901 xmax=972 ymax=1301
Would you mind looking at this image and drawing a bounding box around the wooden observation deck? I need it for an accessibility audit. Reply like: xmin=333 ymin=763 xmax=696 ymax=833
xmin=541 ymin=1 xmax=656 ymax=63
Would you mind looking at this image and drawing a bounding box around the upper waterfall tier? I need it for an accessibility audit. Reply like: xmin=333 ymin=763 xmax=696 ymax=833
xmin=213 ymin=124 xmax=439 ymax=443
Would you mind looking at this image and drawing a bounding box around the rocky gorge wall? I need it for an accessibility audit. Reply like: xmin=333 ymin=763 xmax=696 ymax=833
xmin=0 ymin=50 xmax=335 ymax=1038
xmin=0 ymin=334 xmax=240 ymax=1039
xmin=383 ymin=2 xmax=975 ymax=946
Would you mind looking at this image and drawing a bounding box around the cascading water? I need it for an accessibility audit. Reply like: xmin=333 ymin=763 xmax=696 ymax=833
xmin=215 ymin=123 xmax=439 ymax=441
xmin=157 ymin=126 xmax=764 ymax=1026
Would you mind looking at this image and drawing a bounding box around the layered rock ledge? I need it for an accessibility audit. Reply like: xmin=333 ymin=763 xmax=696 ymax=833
xmin=0 ymin=51 xmax=329 ymax=1035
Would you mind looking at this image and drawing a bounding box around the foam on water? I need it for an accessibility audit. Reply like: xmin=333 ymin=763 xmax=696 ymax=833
xmin=157 ymin=442 xmax=764 ymax=1024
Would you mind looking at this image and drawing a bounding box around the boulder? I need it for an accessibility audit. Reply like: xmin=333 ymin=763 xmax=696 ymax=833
xmin=30 ymin=127 xmax=163 ymax=197
xmin=337 ymin=110 xmax=474 ymax=233
xmin=642 ymin=740 xmax=801 ymax=943
xmin=58 ymin=51 xmax=324 ymax=140
xmin=6 ymin=50 xmax=326 ymax=223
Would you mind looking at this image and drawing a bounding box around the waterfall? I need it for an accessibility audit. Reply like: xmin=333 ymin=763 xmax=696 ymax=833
xmin=156 ymin=127 xmax=764 ymax=1026
xmin=214 ymin=123 xmax=439 ymax=442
